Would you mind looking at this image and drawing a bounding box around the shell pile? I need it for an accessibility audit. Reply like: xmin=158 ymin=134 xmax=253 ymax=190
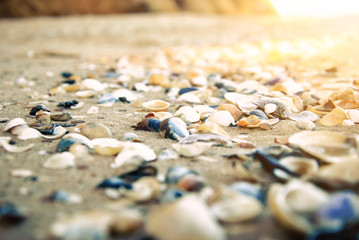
xmin=2 ymin=33 xmax=359 ymax=240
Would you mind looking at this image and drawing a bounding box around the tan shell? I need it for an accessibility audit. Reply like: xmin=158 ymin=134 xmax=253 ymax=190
xmin=76 ymin=90 xmax=96 ymax=98
xmin=142 ymin=100 xmax=170 ymax=112
xmin=195 ymin=122 xmax=230 ymax=138
xmin=123 ymin=177 xmax=162 ymax=202
xmin=338 ymin=99 xmax=359 ymax=109
xmin=216 ymin=104 xmax=242 ymax=121
xmin=4 ymin=118 xmax=26 ymax=132
xmin=172 ymin=142 xmax=212 ymax=157
xmin=274 ymin=157 xmax=319 ymax=180
xmin=206 ymin=111 xmax=234 ymax=127
xmin=268 ymin=180 xmax=329 ymax=234
xmin=314 ymin=99 xmax=336 ymax=112
xmin=153 ymin=111 xmax=173 ymax=121
xmin=289 ymin=131 xmax=358 ymax=163
xmin=237 ymin=115 xmax=261 ymax=127
xmin=92 ymin=138 xmax=125 ymax=156
xmin=80 ymin=123 xmax=112 ymax=140
xmin=319 ymin=106 xmax=348 ymax=126
xmin=317 ymin=158 xmax=359 ymax=184
xmin=149 ymin=74 xmax=170 ymax=88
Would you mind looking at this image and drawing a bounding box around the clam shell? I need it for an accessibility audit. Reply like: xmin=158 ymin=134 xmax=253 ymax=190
xmin=43 ymin=152 xmax=75 ymax=170
xmin=80 ymin=123 xmax=112 ymax=140
xmin=4 ymin=118 xmax=26 ymax=132
xmin=206 ymin=111 xmax=234 ymax=127
xmin=0 ymin=137 xmax=34 ymax=152
xmin=289 ymin=131 xmax=358 ymax=163
xmin=17 ymin=126 xmax=41 ymax=140
xmin=146 ymin=195 xmax=226 ymax=240
xmin=172 ymin=142 xmax=212 ymax=157
xmin=217 ymin=104 xmax=242 ymax=121
xmin=264 ymin=103 xmax=277 ymax=114
xmin=195 ymin=122 xmax=230 ymax=138
xmin=92 ymin=138 xmax=125 ymax=156
xmin=268 ymin=180 xmax=329 ymax=234
xmin=296 ymin=119 xmax=316 ymax=130
xmin=289 ymin=111 xmax=320 ymax=122
xmin=142 ymin=100 xmax=170 ymax=112
xmin=76 ymin=90 xmax=96 ymax=98
xmin=274 ymin=157 xmax=319 ymax=180
xmin=319 ymin=106 xmax=348 ymax=126
xmin=123 ymin=177 xmax=161 ymax=202
xmin=211 ymin=194 xmax=263 ymax=223
xmin=153 ymin=111 xmax=173 ymax=121
xmin=149 ymin=74 xmax=170 ymax=88
xmin=62 ymin=133 xmax=93 ymax=149
xmin=120 ymin=132 xmax=142 ymax=142
xmin=174 ymin=106 xmax=200 ymax=123
xmin=193 ymin=105 xmax=216 ymax=115
xmin=111 ymin=142 xmax=156 ymax=168
xmin=41 ymin=126 xmax=67 ymax=140
xmin=159 ymin=117 xmax=189 ymax=141
xmin=29 ymin=104 xmax=50 ymax=116
xmin=317 ymin=158 xmax=359 ymax=184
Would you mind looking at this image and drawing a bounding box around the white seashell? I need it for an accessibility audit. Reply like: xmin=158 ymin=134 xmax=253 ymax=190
xmin=11 ymin=169 xmax=33 ymax=177
xmin=63 ymin=133 xmax=93 ymax=149
xmin=123 ymin=177 xmax=161 ymax=202
xmin=76 ymin=90 xmax=96 ymax=98
xmin=4 ymin=118 xmax=26 ymax=132
xmin=296 ymin=119 xmax=316 ymax=130
xmin=112 ymin=89 xmax=137 ymax=101
xmin=41 ymin=126 xmax=67 ymax=140
xmin=289 ymin=111 xmax=320 ymax=122
xmin=43 ymin=152 xmax=75 ymax=169
xmin=268 ymin=180 xmax=329 ymax=234
xmin=288 ymin=131 xmax=357 ymax=163
xmin=236 ymin=80 xmax=268 ymax=95
xmin=142 ymin=100 xmax=170 ymax=112
xmin=347 ymin=109 xmax=359 ymax=123
xmin=211 ymin=194 xmax=263 ymax=223
xmin=264 ymin=103 xmax=277 ymax=114
xmin=278 ymin=97 xmax=299 ymax=113
xmin=342 ymin=119 xmax=355 ymax=126
xmin=317 ymin=158 xmax=359 ymax=184
xmin=206 ymin=111 xmax=234 ymax=127
xmin=87 ymin=106 xmax=99 ymax=115
xmin=191 ymin=75 xmax=208 ymax=86
xmin=111 ymin=142 xmax=156 ymax=168
xmin=80 ymin=123 xmax=112 ymax=140
xmin=224 ymin=93 xmax=257 ymax=112
xmin=0 ymin=137 xmax=34 ymax=152
xmin=274 ymin=157 xmax=319 ymax=180
xmin=91 ymin=138 xmax=125 ymax=156
xmin=193 ymin=105 xmax=216 ymax=114
xmin=80 ymin=79 xmax=106 ymax=92
xmin=146 ymin=195 xmax=226 ymax=240
xmin=70 ymin=101 xmax=84 ymax=110
xmin=178 ymin=92 xmax=201 ymax=103
xmin=153 ymin=111 xmax=173 ymax=121
xmin=134 ymin=82 xmax=149 ymax=92
xmin=17 ymin=126 xmax=41 ymax=140
xmin=174 ymin=106 xmax=200 ymax=123
xmin=172 ymin=142 xmax=212 ymax=157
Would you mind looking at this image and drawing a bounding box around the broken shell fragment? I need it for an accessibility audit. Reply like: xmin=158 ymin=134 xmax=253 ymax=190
xmin=159 ymin=117 xmax=189 ymax=141
xmin=0 ymin=137 xmax=34 ymax=152
xmin=80 ymin=123 xmax=112 ymax=139
xmin=264 ymin=103 xmax=277 ymax=114
xmin=296 ymin=119 xmax=316 ymax=130
xmin=50 ymin=112 xmax=71 ymax=121
xmin=146 ymin=196 xmax=226 ymax=240
xmin=180 ymin=133 xmax=233 ymax=147
xmin=142 ymin=100 xmax=170 ymax=112
xmin=92 ymin=138 xmax=125 ymax=156
xmin=43 ymin=152 xmax=75 ymax=170
xmin=289 ymin=111 xmax=320 ymax=122
xmin=317 ymin=158 xmax=359 ymax=184
xmin=346 ymin=109 xmax=359 ymax=123
xmin=123 ymin=177 xmax=161 ymax=202
xmin=174 ymin=106 xmax=200 ymax=123
xmin=319 ymin=107 xmax=348 ymax=126
xmin=111 ymin=142 xmax=156 ymax=168
xmin=172 ymin=142 xmax=212 ymax=157
xmin=195 ymin=122 xmax=230 ymax=138
xmin=4 ymin=118 xmax=26 ymax=132
xmin=289 ymin=131 xmax=358 ymax=163
xmin=120 ymin=132 xmax=142 ymax=142
xmin=274 ymin=157 xmax=319 ymax=180
xmin=206 ymin=111 xmax=234 ymax=127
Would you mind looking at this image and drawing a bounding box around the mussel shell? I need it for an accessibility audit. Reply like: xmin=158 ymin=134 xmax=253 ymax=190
xmin=159 ymin=117 xmax=189 ymax=141
xmin=29 ymin=104 xmax=50 ymax=116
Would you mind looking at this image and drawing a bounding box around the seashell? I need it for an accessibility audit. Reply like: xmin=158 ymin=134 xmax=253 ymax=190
xmin=338 ymin=99 xmax=359 ymax=109
xmin=346 ymin=109 xmax=359 ymax=123
xmin=319 ymin=106 xmax=348 ymax=126
xmin=109 ymin=208 xmax=143 ymax=234
xmin=76 ymin=90 xmax=96 ymax=98
xmin=97 ymin=177 xmax=129 ymax=189
xmin=40 ymin=126 xmax=67 ymax=140
xmin=62 ymin=83 xmax=80 ymax=92
xmin=158 ymin=148 xmax=179 ymax=161
xmin=195 ymin=122 xmax=230 ymax=138
xmin=229 ymin=182 xmax=264 ymax=202
xmin=50 ymin=112 xmax=71 ymax=121
xmin=278 ymin=97 xmax=299 ymax=113
xmin=80 ymin=79 xmax=106 ymax=92
xmin=29 ymin=104 xmax=50 ymax=116
xmin=180 ymin=90 xmax=212 ymax=103
xmin=191 ymin=75 xmax=208 ymax=86
xmin=92 ymin=138 xmax=125 ymax=156
xmin=123 ymin=177 xmax=161 ymax=202
xmin=268 ymin=180 xmax=330 ymax=234
xmin=112 ymin=89 xmax=137 ymax=101
xmin=4 ymin=118 xmax=26 ymax=132
xmin=142 ymin=100 xmax=170 ymax=112
xmin=172 ymin=142 xmax=212 ymax=157
xmin=87 ymin=106 xmax=99 ymax=115
xmin=159 ymin=117 xmax=189 ymax=141
xmin=161 ymin=189 xmax=185 ymax=203
xmin=342 ymin=119 xmax=355 ymax=126
xmin=177 ymin=174 xmax=205 ymax=192
xmin=248 ymin=109 xmax=268 ymax=120
xmin=292 ymin=95 xmax=304 ymax=112
xmin=211 ymin=194 xmax=263 ymax=223
xmin=174 ymin=106 xmax=200 ymax=123
xmin=317 ymin=158 xmax=359 ymax=184
xmin=146 ymin=195 xmax=226 ymax=240
xmin=165 ymin=166 xmax=197 ymax=184
xmin=57 ymin=100 xmax=79 ymax=109
xmin=62 ymin=133 xmax=93 ymax=149
xmin=118 ymin=165 xmax=158 ymax=183
xmin=206 ymin=111 xmax=234 ymax=127
xmin=0 ymin=201 xmax=27 ymax=224
xmin=329 ymin=88 xmax=354 ymax=101
xmin=16 ymin=126 xmax=41 ymax=140
xmin=50 ymin=210 xmax=113 ymax=240
xmin=288 ymin=131 xmax=357 ymax=163
xmin=178 ymin=87 xmax=198 ymax=95
xmin=253 ymin=97 xmax=291 ymax=118
xmin=237 ymin=115 xmax=261 ymax=127
xmin=68 ymin=143 xmax=90 ymax=157
xmin=43 ymin=152 xmax=75 ymax=169
xmin=135 ymin=118 xmax=161 ymax=132
xmin=180 ymin=133 xmax=233 ymax=147
xmin=80 ymin=123 xmax=112 ymax=140
xmin=11 ymin=169 xmax=33 ymax=178
xmin=217 ymin=104 xmax=242 ymax=121
xmin=0 ymin=137 xmax=34 ymax=152
xmin=289 ymin=111 xmax=320 ymax=122
xmin=97 ymin=93 xmax=118 ymax=105
xmin=231 ymin=138 xmax=256 ymax=148
xmin=47 ymin=190 xmax=83 ymax=204
xmin=111 ymin=142 xmax=156 ymax=168
xmin=315 ymin=99 xmax=336 ymax=112
xmin=153 ymin=111 xmax=173 ymax=121
xmin=296 ymin=119 xmax=316 ymax=130
xmin=273 ymin=157 xmax=319 ymax=180
xmin=149 ymin=74 xmax=170 ymax=88
xmin=35 ymin=110 xmax=51 ymax=124
xmin=120 ymin=132 xmax=142 ymax=142
xmin=264 ymin=103 xmax=277 ymax=114
xmin=194 ymin=105 xmax=216 ymax=115
xmin=224 ymin=93 xmax=256 ymax=110
xmin=306 ymin=105 xmax=327 ymax=116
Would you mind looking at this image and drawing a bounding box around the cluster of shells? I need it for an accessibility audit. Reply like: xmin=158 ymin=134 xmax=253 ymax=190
xmin=2 ymin=49 xmax=359 ymax=240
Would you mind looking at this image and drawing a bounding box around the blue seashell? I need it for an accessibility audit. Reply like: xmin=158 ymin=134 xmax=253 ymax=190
xmin=148 ymin=118 xmax=161 ymax=132
xmin=318 ymin=192 xmax=357 ymax=221
xmin=57 ymin=138 xmax=87 ymax=152
xmin=159 ymin=117 xmax=189 ymax=141
xmin=97 ymin=177 xmax=131 ymax=189
xmin=179 ymin=87 xmax=198 ymax=95
xmin=97 ymin=94 xmax=119 ymax=104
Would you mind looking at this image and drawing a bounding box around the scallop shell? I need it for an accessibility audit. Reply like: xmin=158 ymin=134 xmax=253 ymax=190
xmin=319 ymin=106 xmax=348 ymax=126
xmin=146 ymin=195 xmax=226 ymax=240
xmin=211 ymin=194 xmax=263 ymax=223
xmin=43 ymin=152 xmax=76 ymax=170
xmin=17 ymin=126 xmax=41 ymax=140
xmin=216 ymin=104 xmax=242 ymax=121
xmin=111 ymin=142 xmax=156 ymax=168
xmin=142 ymin=100 xmax=170 ymax=112
xmin=288 ymin=131 xmax=358 ymax=163
xmin=4 ymin=118 xmax=26 ymax=132
xmin=174 ymin=106 xmax=200 ymax=123
xmin=314 ymin=99 xmax=336 ymax=112
xmin=317 ymin=158 xmax=359 ymax=184
xmin=268 ymin=180 xmax=329 ymax=234
xmin=206 ymin=111 xmax=234 ymax=127
xmin=172 ymin=142 xmax=212 ymax=157
xmin=91 ymin=138 xmax=125 ymax=156
xmin=338 ymin=99 xmax=359 ymax=109
xmin=273 ymin=157 xmax=319 ymax=180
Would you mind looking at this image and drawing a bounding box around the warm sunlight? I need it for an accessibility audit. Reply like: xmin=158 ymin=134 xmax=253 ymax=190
xmin=271 ymin=0 xmax=359 ymax=17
